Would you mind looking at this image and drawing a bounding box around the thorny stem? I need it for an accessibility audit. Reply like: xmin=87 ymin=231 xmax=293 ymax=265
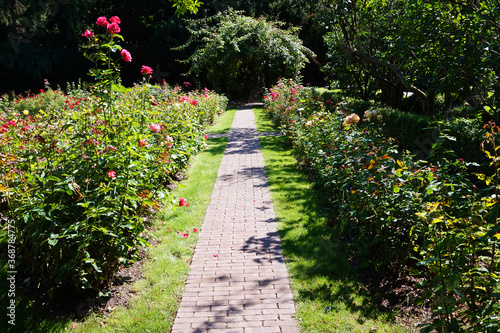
xmin=435 ymin=214 xmax=452 ymax=330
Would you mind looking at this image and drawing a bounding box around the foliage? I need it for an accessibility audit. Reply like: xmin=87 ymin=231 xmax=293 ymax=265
xmin=319 ymin=0 xmax=500 ymax=117
xmin=177 ymin=8 xmax=315 ymax=100
xmin=168 ymin=0 xmax=202 ymax=15
xmin=0 ymin=0 xmax=202 ymax=94
xmin=265 ymin=79 xmax=421 ymax=271
xmin=307 ymin=87 xmax=490 ymax=175
xmin=263 ymin=78 xmax=500 ymax=331
xmin=256 ymin=108 xmax=408 ymax=332
xmin=0 ymin=17 xmax=227 ymax=293
xmin=0 ymin=0 xmax=96 ymax=91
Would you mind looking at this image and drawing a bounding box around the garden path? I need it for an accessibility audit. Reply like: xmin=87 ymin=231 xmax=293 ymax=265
xmin=171 ymin=105 xmax=298 ymax=332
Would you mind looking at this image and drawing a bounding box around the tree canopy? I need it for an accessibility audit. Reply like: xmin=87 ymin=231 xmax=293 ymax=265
xmin=320 ymin=0 xmax=500 ymax=117
xmin=1 ymin=0 xmax=499 ymax=117
xmin=177 ymin=9 xmax=315 ymax=100
xmin=0 ymin=0 xmax=201 ymax=93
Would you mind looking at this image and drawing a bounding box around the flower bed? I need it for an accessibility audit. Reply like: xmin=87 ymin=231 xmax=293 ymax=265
xmin=0 ymin=16 xmax=227 ymax=294
xmin=264 ymin=78 xmax=499 ymax=332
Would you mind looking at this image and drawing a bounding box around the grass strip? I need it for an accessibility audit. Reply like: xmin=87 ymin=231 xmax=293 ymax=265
xmin=253 ymin=106 xmax=276 ymax=132
xmin=207 ymin=107 xmax=236 ymax=134
xmin=255 ymin=107 xmax=410 ymax=333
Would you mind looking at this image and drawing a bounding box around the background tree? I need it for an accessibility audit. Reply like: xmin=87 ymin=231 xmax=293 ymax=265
xmin=0 ymin=0 xmax=96 ymax=92
xmin=177 ymin=9 xmax=315 ymax=101
xmin=201 ymin=0 xmax=326 ymax=86
xmin=320 ymin=0 xmax=500 ymax=117
xmin=0 ymin=0 xmax=202 ymax=93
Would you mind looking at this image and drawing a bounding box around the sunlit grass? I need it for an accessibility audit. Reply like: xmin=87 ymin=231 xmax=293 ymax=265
xmin=255 ymin=107 xmax=411 ymax=333
xmin=207 ymin=107 xmax=236 ymax=134
xmin=254 ymin=105 xmax=276 ymax=132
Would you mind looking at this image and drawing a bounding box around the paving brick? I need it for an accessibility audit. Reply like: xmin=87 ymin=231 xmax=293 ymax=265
xmin=225 ymin=321 xmax=263 ymax=329
xmin=171 ymin=322 xmax=192 ymax=331
xmin=171 ymin=105 xmax=298 ymax=332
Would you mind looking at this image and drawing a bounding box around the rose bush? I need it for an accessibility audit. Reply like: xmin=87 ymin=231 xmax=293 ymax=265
xmin=264 ymin=78 xmax=499 ymax=332
xmin=0 ymin=16 xmax=227 ymax=294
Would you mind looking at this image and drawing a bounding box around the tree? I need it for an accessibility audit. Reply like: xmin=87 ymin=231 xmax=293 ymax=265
xmin=177 ymin=8 xmax=315 ymax=100
xmin=0 ymin=0 xmax=201 ymax=93
xmin=321 ymin=0 xmax=500 ymax=116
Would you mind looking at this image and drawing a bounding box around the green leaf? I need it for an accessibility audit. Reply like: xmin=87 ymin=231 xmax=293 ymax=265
xmin=48 ymin=233 xmax=59 ymax=246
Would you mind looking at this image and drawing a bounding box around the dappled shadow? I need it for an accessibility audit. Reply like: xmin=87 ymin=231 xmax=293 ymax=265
xmin=202 ymin=137 xmax=229 ymax=157
xmin=241 ymin=232 xmax=285 ymax=265
xmin=224 ymin=135 xmax=261 ymax=156
xmin=185 ymin=270 xmax=295 ymax=332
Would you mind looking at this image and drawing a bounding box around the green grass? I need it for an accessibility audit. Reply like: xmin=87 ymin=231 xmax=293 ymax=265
xmin=207 ymin=107 xmax=236 ymax=134
xmin=254 ymin=106 xmax=276 ymax=132
xmin=0 ymin=112 xmax=231 ymax=333
xmin=254 ymin=107 xmax=412 ymax=333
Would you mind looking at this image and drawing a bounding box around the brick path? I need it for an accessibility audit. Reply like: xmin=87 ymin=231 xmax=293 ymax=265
xmin=171 ymin=105 xmax=299 ymax=332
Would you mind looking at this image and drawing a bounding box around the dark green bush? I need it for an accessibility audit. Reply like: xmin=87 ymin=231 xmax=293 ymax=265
xmin=311 ymin=90 xmax=489 ymax=173
xmin=310 ymin=87 xmax=345 ymax=106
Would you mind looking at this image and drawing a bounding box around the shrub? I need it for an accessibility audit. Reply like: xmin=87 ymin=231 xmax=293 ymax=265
xmin=177 ymin=9 xmax=315 ymax=101
xmin=264 ymin=78 xmax=500 ymax=332
xmin=310 ymin=89 xmax=489 ymax=174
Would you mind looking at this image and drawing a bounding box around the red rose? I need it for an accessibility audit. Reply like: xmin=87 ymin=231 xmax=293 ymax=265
xmin=121 ymin=49 xmax=132 ymax=62
xmin=107 ymin=170 xmax=116 ymax=178
xmin=109 ymin=16 xmax=121 ymax=24
xmin=141 ymin=65 xmax=153 ymax=76
xmin=107 ymin=22 xmax=120 ymax=35
xmin=96 ymin=16 xmax=108 ymax=27
xmin=82 ymin=29 xmax=95 ymax=38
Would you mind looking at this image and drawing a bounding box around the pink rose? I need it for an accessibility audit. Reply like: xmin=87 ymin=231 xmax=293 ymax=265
xmin=179 ymin=198 xmax=189 ymax=207
xmin=109 ymin=16 xmax=121 ymax=24
xmin=165 ymin=135 xmax=174 ymax=148
xmin=190 ymin=99 xmax=198 ymax=106
xmin=205 ymin=134 xmax=208 ymax=140
xmin=107 ymin=22 xmax=120 ymax=35
xmin=150 ymin=123 xmax=161 ymax=133
xmin=96 ymin=16 xmax=108 ymax=27
xmin=121 ymin=49 xmax=132 ymax=62
xmin=107 ymin=170 xmax=116 ymax=178
xmin=82 ymin=29 xmax=94 ymax=38
xmin=141 ymin=65 xmax=153 ymax=76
